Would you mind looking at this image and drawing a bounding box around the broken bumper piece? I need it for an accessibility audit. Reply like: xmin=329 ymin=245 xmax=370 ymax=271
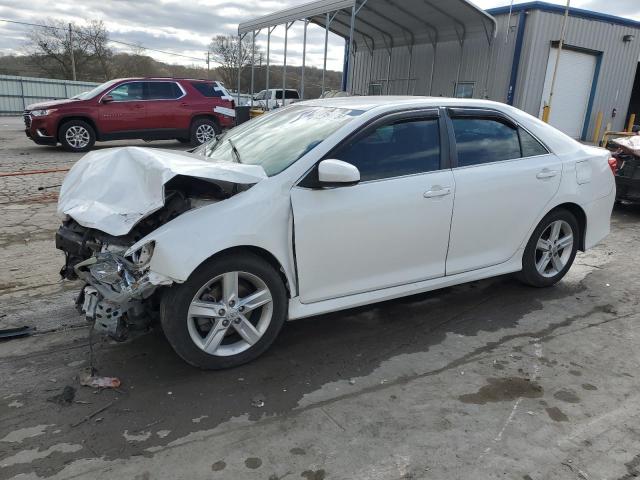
xmin=75 ymin=252 xmax=172 ymax=340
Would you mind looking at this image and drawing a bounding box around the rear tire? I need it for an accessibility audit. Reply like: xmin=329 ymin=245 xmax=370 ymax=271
xmin=160 ymin=252 xmax=287 ymax=369
xmin=59 ymin=120 xmax=96 ymax=152
xmin=517 ymin=209 xmax=579 ymax=288
xmin=190 ymin=118 xmax=220 ymax=146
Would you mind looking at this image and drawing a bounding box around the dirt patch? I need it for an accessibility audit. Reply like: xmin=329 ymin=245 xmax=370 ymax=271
xmin=458 ymin=377 xmax=543 ymax=404
xmin=553 ymin=389 xmax=581 ymax=404
xmin=545 ymin=406 xmax=569 ymax=422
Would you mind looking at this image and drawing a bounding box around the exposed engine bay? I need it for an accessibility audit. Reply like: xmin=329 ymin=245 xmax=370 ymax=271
xmin=56 ymin=174 xmax=252 ymax=340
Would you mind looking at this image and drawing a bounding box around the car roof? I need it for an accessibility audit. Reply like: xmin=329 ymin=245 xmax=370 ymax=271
xmin=298 ymin=96 xmax=508 ymax=112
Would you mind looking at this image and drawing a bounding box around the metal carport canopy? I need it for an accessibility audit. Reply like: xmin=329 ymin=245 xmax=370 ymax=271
xmin=238 ymin=0 xmax=497 ymax=50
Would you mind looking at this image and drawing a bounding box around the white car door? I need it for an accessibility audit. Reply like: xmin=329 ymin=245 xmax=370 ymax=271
xmin=445 ymin=109 xmax=562 ymax=275
xmin=291 ymin=110 xmax=455 ymax=304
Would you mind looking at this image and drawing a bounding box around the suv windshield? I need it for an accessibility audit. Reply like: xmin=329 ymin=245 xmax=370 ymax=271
xmin=74 ymin=79 xmax=122 ymax=100
xmin=198 ymin=105 xmax=362 ymax=176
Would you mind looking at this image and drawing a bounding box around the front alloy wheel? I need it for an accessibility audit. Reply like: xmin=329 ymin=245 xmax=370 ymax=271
xmin=161 ymin=253 xmax=287 ymax=369
xmin=187 ymin=271 xmax=273 ymax=357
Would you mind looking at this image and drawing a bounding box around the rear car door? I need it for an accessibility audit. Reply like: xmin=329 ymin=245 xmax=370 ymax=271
xmin=144 ymin=81 xmax=188 ymax=132
xmin=291 ymin=110 xmax=455 ymax=304
xmin=445 ymin=108 xmax=562 ymax=275
xmin=98 ymin=81 xmax=147 ymax=134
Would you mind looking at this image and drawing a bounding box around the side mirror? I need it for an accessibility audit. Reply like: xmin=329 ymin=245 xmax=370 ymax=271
xmin=101 ymin=95 xmax=114 ymax=104
xmin=317 ymin=159 xmax=360 ymax=187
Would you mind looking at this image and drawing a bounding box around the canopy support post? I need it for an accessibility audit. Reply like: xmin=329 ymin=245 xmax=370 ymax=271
xmin=345 ymin=5 xmax=356 ymax=93
xmin=301 ymin=19 xmax=308 ymax=100
xmin=429 ymin=41 xmax=437 ymax=95
xmin=283 ymin=21 xmax=293 ymax=107
xmin=406 ymin=44 xmax=413 ymax=94
xmin=250 ymin=30 xmax=256 ymax=108
xmin=236 ymin=33 xmax=247 ymax=105
xmin=265 ymin=26 xmax=275 ymax=111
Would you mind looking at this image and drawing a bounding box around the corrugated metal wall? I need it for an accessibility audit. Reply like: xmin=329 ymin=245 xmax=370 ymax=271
xmin=0 ymin=75 xmax=98 ymax=116
xmin=348 ymin=8 xmax=640 ymax=140
xmin=349 ymin=12 xmax=520 ymax=100
xmin=516 ymin=10 xmax=640 ymax=138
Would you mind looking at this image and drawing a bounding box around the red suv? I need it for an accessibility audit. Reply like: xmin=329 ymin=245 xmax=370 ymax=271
xmin=23 ymin=78 xmax=236 ymax=152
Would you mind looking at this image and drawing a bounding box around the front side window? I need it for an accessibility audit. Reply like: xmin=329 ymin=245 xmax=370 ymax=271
xmin=333 ymin=117 xmax=441 ymax=182
xmin=108 ymin=82 xmax=145 ymax=101
xmin=452 ymin=117 xmax=520 ymax=167
xmin=146 ymin=82 xmax=183 ymax=100
xmin=200 ymin=106 xmax=361 ymax=176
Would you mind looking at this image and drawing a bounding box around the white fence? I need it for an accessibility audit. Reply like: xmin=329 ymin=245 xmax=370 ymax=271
xmin=0 ymin=75 xmax=99 ymax=116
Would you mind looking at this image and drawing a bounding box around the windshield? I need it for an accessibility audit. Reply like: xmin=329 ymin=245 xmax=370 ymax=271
xmin=198 ymin=105 xmax=362 ymax=176
xmin=74 ymin=79 xmax=122 ymax=100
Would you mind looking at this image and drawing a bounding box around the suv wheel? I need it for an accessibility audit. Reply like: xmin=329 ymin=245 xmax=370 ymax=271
xmin=160 ymin=252 xmax=287 ymax=369
xmin=517 ymin=209 xmax=579 ymax=288
xmin=190 ymin=118 xmax=220 ymax=146
xmin=59 ymin=120 xmax=96 ymax=152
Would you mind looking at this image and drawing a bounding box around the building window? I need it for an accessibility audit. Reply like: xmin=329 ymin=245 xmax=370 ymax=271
xmin=368 ymin=83 xmax=383 ymax=96
xmin=454 ymin=82 xmax=475 ymax=99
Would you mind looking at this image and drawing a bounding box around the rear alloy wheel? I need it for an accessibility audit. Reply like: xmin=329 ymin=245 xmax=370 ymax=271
xmin=59 ymin=120 xmax=96 ymax=152
xmin=517 ymin=209 xmax=579 ymax=287
xmin=160 ymin=253 xmax=287 ymax=369
xmin=190 ymin=118 xmax=220 ymax=146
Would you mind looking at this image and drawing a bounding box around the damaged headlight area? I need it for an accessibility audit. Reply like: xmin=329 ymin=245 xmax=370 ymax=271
xmin=56 ymin=222 xmax=170 ymax=342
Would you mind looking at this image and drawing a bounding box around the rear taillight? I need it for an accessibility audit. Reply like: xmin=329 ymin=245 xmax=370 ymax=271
xmin=608 ymin=157 xmax=618 ymax=175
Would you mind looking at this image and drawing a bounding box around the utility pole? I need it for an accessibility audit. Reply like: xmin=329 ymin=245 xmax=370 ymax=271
xmin=542 ymin=0 xmax=570 ymax=123
xmin=69 ymin=23 xmax=76 ymax=81
xmin=206 ymin=51 xmax=210 ymax=79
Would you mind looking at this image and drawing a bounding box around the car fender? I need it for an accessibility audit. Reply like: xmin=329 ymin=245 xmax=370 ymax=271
xmin=127 ymin=179 xmax=297 ymax=293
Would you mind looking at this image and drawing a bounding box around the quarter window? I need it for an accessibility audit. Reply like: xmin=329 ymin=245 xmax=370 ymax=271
xmin=333 ymin=118 xmax=441 ymax=182
xmin=451 ymin=117 xmax=521 ymax=167
xmin=191 ymin=82 xmax=223 ymax=98
xmin=519 ymin=127 xmax=549 ymax=157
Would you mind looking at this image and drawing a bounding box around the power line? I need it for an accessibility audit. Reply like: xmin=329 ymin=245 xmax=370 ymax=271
xmin=0 ymin=17 xmax=208 ymax=63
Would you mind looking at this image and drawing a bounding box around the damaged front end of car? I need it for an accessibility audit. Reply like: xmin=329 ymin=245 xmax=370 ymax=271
xmin=54 ymin=146 xmax=267 ymax=341
xmin=56 ymin=225 xmax=169 ymax=340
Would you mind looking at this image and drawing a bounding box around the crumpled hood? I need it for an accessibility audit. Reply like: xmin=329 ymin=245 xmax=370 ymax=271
xmin=57 ymin=146 xmax=267 ymax=236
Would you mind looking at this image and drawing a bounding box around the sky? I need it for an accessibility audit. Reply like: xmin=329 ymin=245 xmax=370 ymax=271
xmin=0 ymin=0 xmax=639 ymax=72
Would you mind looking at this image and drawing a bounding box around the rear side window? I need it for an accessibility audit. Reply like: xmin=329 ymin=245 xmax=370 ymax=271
xmin=451 ymin=117 xmax=520 ymax=167
xmin=146 ymin=82 xmax=183 ymax=100
xmin=519 ymin=127 xmax=549 ymax=157
xmin=334 ymin=117 xmax=440 ymax=182
xmin=274 ymin=90 xmax=300 ymax=99
xmin=191 ymin=82 xmax=223 ymax=97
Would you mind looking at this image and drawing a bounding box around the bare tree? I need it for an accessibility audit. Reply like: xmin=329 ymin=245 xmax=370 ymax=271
xmin=27 ymin=19 xmax=112 ymax=80
xmin=209 ymin=35 xmax=259 ymax=90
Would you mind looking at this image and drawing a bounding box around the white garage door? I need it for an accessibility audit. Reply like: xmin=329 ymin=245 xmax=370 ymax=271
xmin=539 ymin=47 xmax=597 ymax=139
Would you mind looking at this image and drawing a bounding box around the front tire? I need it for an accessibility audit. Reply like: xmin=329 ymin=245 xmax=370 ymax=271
xmin=160 ymin=253 xmax=287 ymax=369
xmin=190 ymin=118 xmax=220 ymax=146
xmin=59 ymin=120 xmax=96 ymax=152
xmin=517 ymin=209 xmax=579 ymax=287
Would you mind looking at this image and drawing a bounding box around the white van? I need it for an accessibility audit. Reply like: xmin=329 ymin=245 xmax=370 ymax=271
xmin=253 ymin=89 xmax=300 ymax=109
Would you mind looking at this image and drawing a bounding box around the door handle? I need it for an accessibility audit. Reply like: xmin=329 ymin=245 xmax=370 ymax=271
xmin=536 ymin=169 xmax=559 ymax=179
xmin=134 ymin=104 xmax=144 ymax=109
xmin=424 ymin=186 xmax=452 ymax=198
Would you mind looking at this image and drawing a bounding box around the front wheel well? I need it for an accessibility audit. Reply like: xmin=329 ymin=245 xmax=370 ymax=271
xmin=202 ymin=246 xmax=291 ymax=298
xmin=548 ymin=203 xmax=586 ymax=251
xmin=57 ymin=116 xmax=98 ymax=141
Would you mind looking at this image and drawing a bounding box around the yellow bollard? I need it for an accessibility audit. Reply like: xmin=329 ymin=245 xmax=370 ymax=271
xmin=627 ymin=113 xmax=636 ymax=132
xmin=542 ymin=105 xmax=550 ymax=123
xmin=592 ymin=111 xmax=603 ymax=144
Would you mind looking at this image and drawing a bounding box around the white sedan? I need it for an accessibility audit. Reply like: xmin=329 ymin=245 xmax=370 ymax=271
xmin=56 ymin=97 xmax=616 ymax=369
